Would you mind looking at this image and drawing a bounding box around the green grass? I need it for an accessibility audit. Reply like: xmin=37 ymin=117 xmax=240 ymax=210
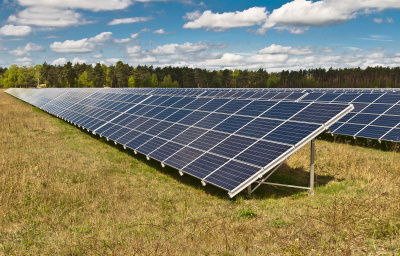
xmin=1 ymin=90 xmax=400 ymax=255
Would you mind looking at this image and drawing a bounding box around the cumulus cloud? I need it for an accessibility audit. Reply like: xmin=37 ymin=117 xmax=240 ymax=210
xmin=92 ymin=54 xmax=103 ymax=58
xmin=0 ymin=25 xmax=31 ymax=36
xmin=52 ymin=58 xmax=67 ymax=65
xmin=150 ymin=42 xmax=210 ymax=55
xmin=50 ymin=32 xmax=113 ymax=53
xmin=15 ymin=56 xmax=32 ymax=66
xmin=153 ymin=29 xmax=169 ymax=34
xmin=114 ymin=38 xmax=131 ymax=44
xmin=373 ymin=18 xmax=383 ymax=23
xmin=8 ymin=7 xmax=88 ymax=28
xmin=108 ymin=17 xmax=153 ymax=25
xmin=17 ymin=0 xmax=132 ymax=11
xmin=258 ymin=44 xmax=313 ymax=55
xmin=183 ymin=7 xmax=268 ymax=31
xmin=127 ymin=45 xmax=141 ymax=56
xmin=9 ymin=42 xmax=45 ymax=56
xmin=72 ymin=57 xmax=86 ymax=64
xmin=106 ymin=58 xmax=120 ymax=64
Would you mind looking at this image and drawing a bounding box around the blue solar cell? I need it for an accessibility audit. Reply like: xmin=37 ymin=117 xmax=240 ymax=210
xmin=183 ymin=153 xmax=229 ymax=179
xmin=146 ymin=121 xmax=173 ymax=136
xmin=135 ymin=105 xmax=155 ymax=115
xmin=374 ymin=94 xmax=400 ymax=104
xmin=183 ymin=98 xmax=211 ymax=110
xmin=264 ymin=121 xmax=320 ymax=145
xmin=126 ymin=104 xmax=146 ymax=114
xmin=199 ymin=98 xmax=230 ymax=112
xmin=172 ymin=127 xmax=207 ymax=145
xmin=317 ymin=93 xmax=340 ymax=102
xmin=337 ymin=113 xmax=355 ymax=123
xmin=353 ymin=94 xmax=381 ymax=103
xmin=143 ymin=106 xmax=166 ymax=117
xmin=370 ymin=115 xmax=400 ymax=127
xmin=291 ymin=103 xmax=349 ymax=124
xmin=248 ymin=92 xmax=268 ymax=99
xmin=235 ymin=141 xmax=292 ymax=167
xmin=164 ymin=147 xmax=204 ymax=169
xmin=385 ymin=105 xmax=400 ymax=116
xmin=149 ymin=96 xmax=170 ymax=106
xmin=166 ymin=109 xmax=192 ymax=122
xmin=195 ymin=113 xmax=229 ymax=129
xmin=210 ymin=135 xmax=256 ymax=158
xmin=351 ymin=103 xmax=369 ymax=112
xmin=102 ymin=124 xmax=123 ymax=138
xmin=126 ymin=133 xmax=153 ymax=149
xmin=118 ymin=115 xmax=139 ymax=127
xmin=204 ymin=161 xmax=260 ymax=191
xmin=125 ymin=116 xmax=149 ymax=129
xmin=333 ymin=123 xmax=364 ymax=136
xmin=118 ymin=130 xmax=141 ymax=145
xmin=149 ymin=142 xmax=184 ymax=161
xmin=382 ymin=128 xmax=400 ymax=142
xmin=158 ymin=124 xmax=188 ymax=140
xmin=347 ymin=113 xmax=378 ymax=125
xmin=213 ymin=116 xmax=254 ymax=134
xmin=188 ymin=131 xmax=229 ymax=151
xmin=236 ymin=101 xmax=277 ymax=116
xmin=356 ymin=126 xmax=391 ymax=139
xmin=178 ymin=111 xmax=209 ymax=125
xmin=285 ymin=92 xmax=305 ymax=101
xmin=112 ymin=113 xmax=131 ymax=124
xmin=109 ymin=127 xmax=131 ymax=141
xmin=270 ymin=92 xmax=289 ymax=100
xmin=301 ymin=93 xmax=323 ymax=101
xmin=142 ymin=96 xmax=160 ymax=105
xmin=215 ymin=100 xmax=251 ymax=114
xmin=135 ymin=119 xmax=160 ymax=132
xmin=361 ymin=104 xmax=391 ymax=114
xmin=261 ymin=102 xmax=308 ymax=120
xmin=153 ymin=108 xmax=178 ymax=120
xmin=137 ymin=137 xmax=167 ymax=155
xmin=236 ymin=118 xmax=283 ymax=139
xmin=329 ymin=122 xmax=342 ymax=132
xmin=170 ymin=97 xmax=195 ymax=108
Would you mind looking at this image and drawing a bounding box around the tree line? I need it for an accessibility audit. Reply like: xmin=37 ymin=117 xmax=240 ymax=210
xmin=0 ymin=61 xmax=399 ymax=89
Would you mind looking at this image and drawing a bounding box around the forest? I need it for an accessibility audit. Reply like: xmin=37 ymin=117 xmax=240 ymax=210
xmin=0 ymin=61 xmax=399 ymax=89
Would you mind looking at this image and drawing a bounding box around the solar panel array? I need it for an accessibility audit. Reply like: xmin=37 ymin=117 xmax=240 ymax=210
xmin=5 ymin=88 xmax=351 ymax=197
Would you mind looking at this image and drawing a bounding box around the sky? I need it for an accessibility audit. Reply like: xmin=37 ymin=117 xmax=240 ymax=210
xmin=0 ymin=0 xmax=399 ymax=71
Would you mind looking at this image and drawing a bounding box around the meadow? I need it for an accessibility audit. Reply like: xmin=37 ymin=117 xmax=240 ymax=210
xmin=0 ymin=90 xmax=399 ymax=255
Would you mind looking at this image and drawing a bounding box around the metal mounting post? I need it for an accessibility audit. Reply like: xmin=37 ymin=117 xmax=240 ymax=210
xmin=247 ymin=185 xmax=252 ymax=196
xmin=310 ymin=139 xmax=315 ymax=196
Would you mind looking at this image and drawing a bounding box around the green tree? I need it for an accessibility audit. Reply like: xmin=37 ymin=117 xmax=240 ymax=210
xmin=161 ymin=75 xmax=173 ymax=87
xmin=128 ymin=76 xmax=135 ymax=87
xmin=77 ymin=71 xmax=90 ymax=87
xmin=150 ymin=73 xmax=158 ymax=87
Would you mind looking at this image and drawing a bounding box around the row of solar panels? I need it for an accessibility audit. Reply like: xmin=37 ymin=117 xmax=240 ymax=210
xmin=5 ymin=88 xmax=351 ymax=197
xmin=9 ymin=87 xmax=400 ymax=143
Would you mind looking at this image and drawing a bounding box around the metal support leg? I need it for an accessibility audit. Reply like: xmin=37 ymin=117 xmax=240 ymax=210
xmin=247 ymin=185 xmax=252 ymax=196
xmin=310 ymin=139 xmax=315 ymax=196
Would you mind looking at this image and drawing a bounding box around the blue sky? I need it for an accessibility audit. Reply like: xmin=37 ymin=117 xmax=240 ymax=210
xmin=0 ymin=0 xmax=399 ymax=71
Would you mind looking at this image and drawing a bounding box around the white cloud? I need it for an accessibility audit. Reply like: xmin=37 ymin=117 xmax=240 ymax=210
xmin=108 ymin=17 xmax=152 ymax=25
xmin=183 ymin=7 xmax=268 ymax=31
xmin=153 ymin=29 xmax=168 ymax=34
xmin=106 ymin=58 xmax=120 ymax=64
xmin=50 ymin=39 xmax=95 ymax=53
xmin=373 ymin=18 xmax=383 ymax=23
xmin=131 ymin=33 xmax=140 ymax=39
xmin=17 ymin=0 xmax=132 ymax=11
xmin=386 ymin=17 xmax=394 ymax=23
xmin=0 ymin=25 xmax=31 ymax=36
xmin=92 ymin=54 xmax=103 ymax=58
xmin=258 ymin=44 xmax=313 ymax=55
xmin=50 ymin=32 xmax=113 ymax=53
xmin=52 ymin=57 xmax=67 ymax=65
xmin=9 ymin=42 xmax=45 ymax=56
xmin=114 ymin=38 xmax=131 ymax=44
xmin=8 ymin=7 xmax=88 ymax=28
xmin=89 ymin=32 xmax=113 ymax=44
xmin=127 ymin=45 xmax=141 ymax=56
xmin=150 ymin=42 xmax=209 ymax=55
xmin=72 ymin=57 xmax=86 ymax=64
xmin=15 ymin=56 xmax=32 ymax=66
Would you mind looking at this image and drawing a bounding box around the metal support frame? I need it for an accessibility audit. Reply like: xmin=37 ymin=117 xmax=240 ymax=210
xmin=247 ymin=139 xmax=315 ymax=196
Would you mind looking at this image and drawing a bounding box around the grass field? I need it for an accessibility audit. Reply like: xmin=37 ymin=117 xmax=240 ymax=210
xmin=1 ymin=90 xmax=400 ymax=255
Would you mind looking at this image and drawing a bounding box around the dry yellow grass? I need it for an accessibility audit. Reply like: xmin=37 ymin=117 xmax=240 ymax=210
xmin=1 ymin=90 xmax=400 ymax=255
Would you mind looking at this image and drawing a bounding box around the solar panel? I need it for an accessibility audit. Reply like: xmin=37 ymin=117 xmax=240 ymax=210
xmin=5 ymin=88 xmax=352 ymax=197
